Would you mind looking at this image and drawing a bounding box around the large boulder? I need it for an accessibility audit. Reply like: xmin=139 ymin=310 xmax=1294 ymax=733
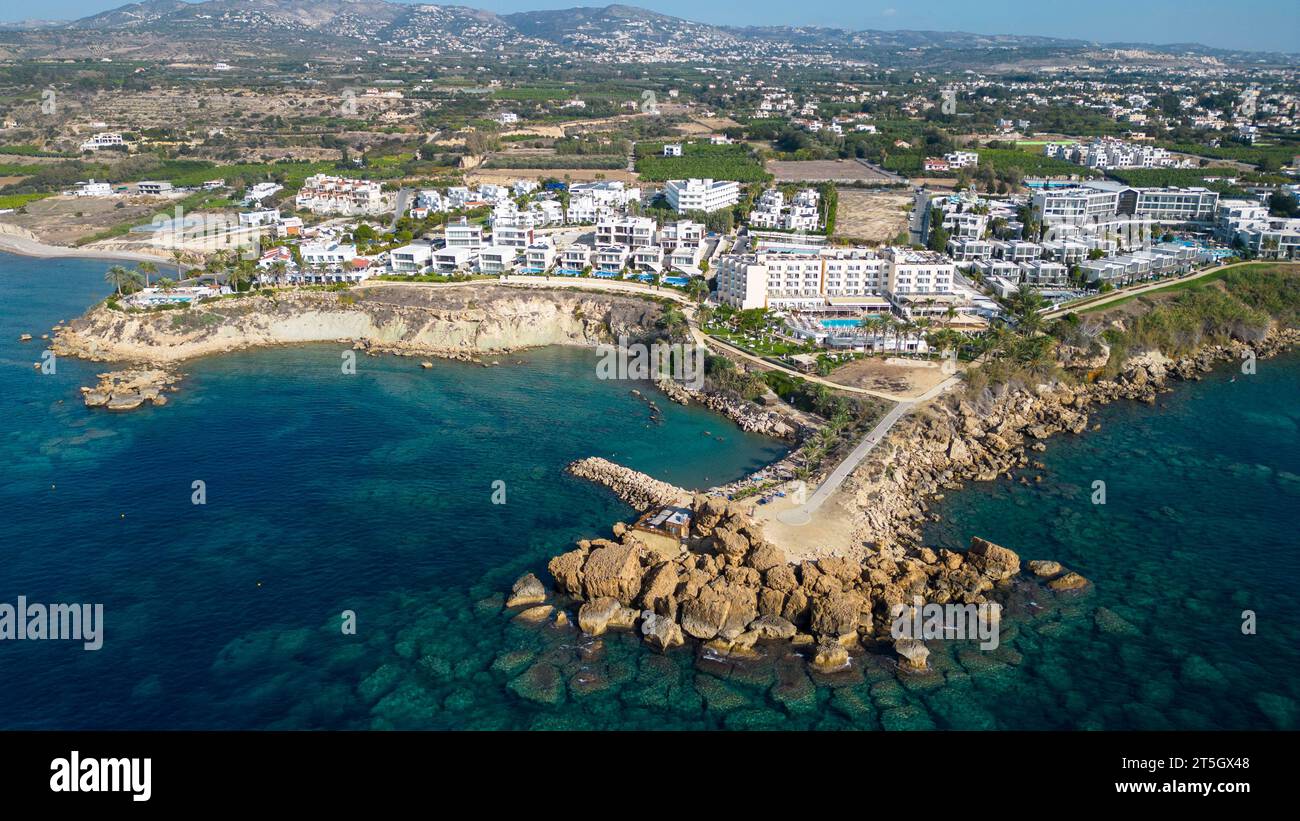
xmin=811 ymin=640 xmax=850 ymax=674
xmin=578 ymin=597 xmax=637 ymax=636
xmin=581 ymin=541 xmax=644 ymax=603
xmin=1026 ymin=560 xmax=1062 ymax=578
xmin=1048 ymin=571 xmax=1089 ymax=592
xmin=505 ymin=572 xmax=546 ymax=608
xmin=715 ymin=583 xmax=759 ymax=640
xmin=967 ymin=537 xmax=1021 ymax=581
xmin=691 ymin=494 xmax=729 ymax=536
xmin=709 ymin=525 xmax=750 ymax=559
xmin=748 ymin=614 xmax=797 ymax=640
xmin=547 ymin=548 xmax=587 ymax=595
xmin=680 ymin=586 xmax=731 ymax=640
xmin=745 ymin=541 xmax=786 ymax=572
xmin=640 ymin=612 xmax=684 ymax=651
xmin=810 ymin=592 xmax=865 ymax=639
xmin=637 ymin=562 xmax=680 ymax=616
xmin=895 ymin=638 xmax=930 ymax=671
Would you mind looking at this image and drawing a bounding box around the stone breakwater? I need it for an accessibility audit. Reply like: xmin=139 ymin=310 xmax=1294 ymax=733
xmin=52 ymin=284 xmax=666 ymax=365
xmin=504 ymin=494 xmax=1072 ymax=674
xmin=565 ymin=457 xmax=688 ymax=512
xmin=847 ymin=329 xmax=1300 ymax=552
xmin=655 ymin=378 xmax=800 ymax=440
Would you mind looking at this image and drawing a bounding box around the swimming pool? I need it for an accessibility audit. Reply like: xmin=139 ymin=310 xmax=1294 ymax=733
xmin=820 ymin=318 xmax=863 ymax=328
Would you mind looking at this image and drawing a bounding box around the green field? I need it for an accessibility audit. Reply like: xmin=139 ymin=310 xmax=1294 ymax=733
xmin=635 ymin=142 xmax=768 ymax=183
xmin=975 ymin=147 xmax=1099 ymax=177
xmin=0 ymin=192 xmax=50 ymax=210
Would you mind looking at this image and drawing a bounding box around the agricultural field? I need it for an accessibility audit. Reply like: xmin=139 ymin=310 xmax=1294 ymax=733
xmin=766 ymin=159 xmax=897 ymax=183
xmin=635 ymin=141 xmax=768 ymax=182
xmin=974 ymin=147 xmax=1100 ymax=178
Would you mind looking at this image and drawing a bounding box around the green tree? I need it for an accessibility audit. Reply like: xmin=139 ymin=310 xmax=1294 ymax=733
xmin=105 ymin=265 xmax=143 ymax=296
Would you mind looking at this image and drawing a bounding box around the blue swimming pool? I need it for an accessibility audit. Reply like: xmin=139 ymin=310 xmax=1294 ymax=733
xmin=663 ymin=276 xmax=690 ymax=287
xmin=820 ymin=318 xmax=863 ymax=328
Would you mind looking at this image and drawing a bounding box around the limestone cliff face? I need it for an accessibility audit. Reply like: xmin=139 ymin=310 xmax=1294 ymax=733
xmin=53 ymin=284 xmax=666 ymax=364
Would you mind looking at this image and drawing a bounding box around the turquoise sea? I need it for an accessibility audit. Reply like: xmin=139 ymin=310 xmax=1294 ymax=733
xmin=1 ymin=252 xmax=1297 ymax=730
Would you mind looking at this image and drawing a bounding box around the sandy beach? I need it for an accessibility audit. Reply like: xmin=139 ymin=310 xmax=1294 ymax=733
xmin=0 ymin=230 xmax=175 ymax=266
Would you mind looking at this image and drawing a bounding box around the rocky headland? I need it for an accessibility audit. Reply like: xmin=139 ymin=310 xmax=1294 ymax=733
xmin=523 ymin=324 xmax=1298 ymax=675
xmin=52 ymin=283 xmax=669 ymax=365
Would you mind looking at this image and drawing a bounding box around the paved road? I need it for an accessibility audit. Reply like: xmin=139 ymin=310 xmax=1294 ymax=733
xmin=908 ymin=187 xmax=931 ymax=246
xmin=389 ymin=188 xmax=413 ymax=233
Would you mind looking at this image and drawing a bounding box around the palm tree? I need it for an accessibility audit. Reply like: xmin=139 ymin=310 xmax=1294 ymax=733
xmin=136 ymin=261 xmax=157 ymax=289
xmin=156 ymin=277 xmax=176 ymax=291
xmin=226 ymin=266 xmax=252 ymax=293
xmin=1007 ymin=283 xmax=1048 ymax=335
xmin=105 ymin=265 xmax=143 ymax=296
xmin=170 ymin=249 xmax=186 ymax=279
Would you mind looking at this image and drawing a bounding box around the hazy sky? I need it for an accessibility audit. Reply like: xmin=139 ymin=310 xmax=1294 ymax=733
xmin=7 ymin=0 xmax=1298 ymax=53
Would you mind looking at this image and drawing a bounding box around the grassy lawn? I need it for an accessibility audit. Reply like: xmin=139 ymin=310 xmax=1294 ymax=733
xmin=705 ymin=325 xmax=814 ymax=357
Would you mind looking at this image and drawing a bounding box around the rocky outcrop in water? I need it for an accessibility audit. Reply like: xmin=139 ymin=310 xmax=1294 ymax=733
xmin=81 ymin=369 xmax=179 ymax=411
xmin=527 ymin=493 xmax=1050 ymax=671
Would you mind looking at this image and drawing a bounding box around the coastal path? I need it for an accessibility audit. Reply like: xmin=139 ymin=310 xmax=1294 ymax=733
xmin=775 ymin=374 xmax=958 ymax=526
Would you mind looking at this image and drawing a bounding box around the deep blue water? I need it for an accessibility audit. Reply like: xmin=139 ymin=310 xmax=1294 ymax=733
xmin=1 ymin=252 xmax=1296 ymax=730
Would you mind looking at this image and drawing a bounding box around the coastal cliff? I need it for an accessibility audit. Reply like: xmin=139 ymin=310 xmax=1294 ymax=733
xmin=52 ymin=284 xmax=668 ymax=364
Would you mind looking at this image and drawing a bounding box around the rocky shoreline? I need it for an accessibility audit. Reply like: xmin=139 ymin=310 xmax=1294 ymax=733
xmin=847 ymin=328 xmax=1300 ymax=552
xmin=51 ymin=284 xmax=667 ymax=366
xmin=656 ymin=377 xmax=801 ymax=440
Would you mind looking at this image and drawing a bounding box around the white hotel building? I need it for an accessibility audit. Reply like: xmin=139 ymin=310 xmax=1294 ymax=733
xmin=715 ymin=247 xmax=954 ymax=311
xmin=663 ymin=178 xmax=740 ymax=214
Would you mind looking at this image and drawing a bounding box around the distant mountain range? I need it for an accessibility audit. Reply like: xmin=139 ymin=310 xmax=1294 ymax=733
xmin=0 ymin=1 xmax=1293 ymax=65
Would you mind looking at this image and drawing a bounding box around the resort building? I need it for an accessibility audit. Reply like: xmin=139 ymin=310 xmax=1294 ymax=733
xmin=883 ymin=248 xmax=956 ymax=298
xmin=433 ymin=247 xmax=475 ymax=274
xmin=594 ymin=245 xmax=631 ymax=275
xmin=137 ymin=181 xmax=174 ymax=196
xmin=79 ymin=132 xmax=124 ymax=152
xmin=444 ymin=217 xmax=483 ymax=249
xmin=631 ymin=245 xmax=665 ymax=273
xmin=477 ymin=246 xmax=517 ymax=275
xmin=596 ymin=216 xmax=656 ymax=249
xmin=523 ymin=240 xmax=556 ymax=273
xmin=238 ymin=208 xmax=281 ymax=227
xmin=560 ymin=244 xmax=593 ymax=272
xmin=300 ymin=242 xmax=358 ymax=267
xmin=663 ymin=178 xmax=740 ymax=214
xmin=657 ymin=219 xmax=705 ymax=250
xmin=389 ymin=243 xmax=434 ymax=274
xmin=73 ymin=179 xmax=113 ymax=197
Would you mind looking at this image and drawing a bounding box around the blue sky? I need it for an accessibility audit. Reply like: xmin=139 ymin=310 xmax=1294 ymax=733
xmin=7 ymin=0 xmax=1298 ymax=53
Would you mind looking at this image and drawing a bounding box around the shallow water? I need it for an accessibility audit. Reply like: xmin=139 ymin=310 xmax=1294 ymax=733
xmin=1 ymin=252 xmax=1296 ymax=730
